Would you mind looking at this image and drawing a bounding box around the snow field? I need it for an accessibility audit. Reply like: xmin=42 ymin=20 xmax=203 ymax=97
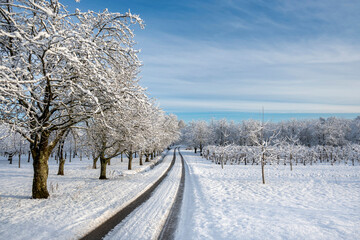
xmin=176 ymin=150 xmax=360 ymax=240
xmin=0 ymin=152 xmax=171 ymax=240
xmin=104 ymin=149 xmax=182 ymax=239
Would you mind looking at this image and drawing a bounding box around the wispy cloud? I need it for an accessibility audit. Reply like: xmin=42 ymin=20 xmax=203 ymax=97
xmin=139 ymin=32 xmax=360 ymax=112
xmin=161 ymin=98 xmax=360 ymax=113
xmin=65 ymin=0 xmax=360 ymax=114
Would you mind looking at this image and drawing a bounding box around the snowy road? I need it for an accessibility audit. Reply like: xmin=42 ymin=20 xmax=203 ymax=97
xmin=176 ymin=150 xmax=360 ymax=240
xmin=104 ymin=148 xmax=183 ymax=240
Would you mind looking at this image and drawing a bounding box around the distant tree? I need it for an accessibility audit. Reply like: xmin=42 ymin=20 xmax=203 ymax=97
xmin=186 ymin=120 xmax=209 ymax=155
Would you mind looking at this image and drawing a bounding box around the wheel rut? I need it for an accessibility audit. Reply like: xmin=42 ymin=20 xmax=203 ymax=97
xmin=80 ymin=148 xmax=178 ymax=240
xmin=157 ymin=148 xmax=186 ymax=240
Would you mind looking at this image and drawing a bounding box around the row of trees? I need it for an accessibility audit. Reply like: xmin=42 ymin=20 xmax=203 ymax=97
xmin=203 ymin=144 xmax=360 ymax=168
xmin=0 ymin=0 xmax=180 ymax=199
xmin=181 ymin=117 xmax=360 ymax=184
xmin=182 ymin=117 xmax=360 ymax=153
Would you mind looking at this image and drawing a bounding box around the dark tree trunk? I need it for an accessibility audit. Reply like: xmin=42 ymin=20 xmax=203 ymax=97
xmin=151 ymin=152 xmax=154 ymax=160
xmin=145 ymin=153 xmax=150 ymax=162
xmin=121 ymin=153 xmax=123 ymax=162
xmin=57 ymin=140 xmax=65 ymax=175
xmin=57 ymin=158 xmax=65 ymax=175
xmin=139 ymin=152 xmax=143 ymax=166
xmin=92 ymin=156 xmax=99 ymax=169
xmin=194 ymin=147 xmax=197 ymax=153
xmin=200 ymin=144 xmax=203 ymax=156
xmin=32 ymin=148 xmax=51 ymax=199
xmin=99 ymin=156 xmax=108 ymax=179
xmin=18 ymin=152 xmax=21 ymax=168
xmin=128 ymin=151 xmax=133 ymax=170
xmin=28 ymin=151 xmax=31 ymax=162
xmin=8 ymin=153 xmax=13 ymax=164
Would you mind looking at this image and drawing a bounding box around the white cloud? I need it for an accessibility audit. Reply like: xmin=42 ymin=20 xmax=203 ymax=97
xmin=135 ymin=0 xmax=360 ymax=114
xmin=139 ymin=33 xmax=360 ymax=112
xmin=161 ymin=99 xmax=360 ymax=113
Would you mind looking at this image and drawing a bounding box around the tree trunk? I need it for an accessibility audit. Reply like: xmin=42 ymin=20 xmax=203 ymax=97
xmin=99 ymin=156 xmax=108 ymax=179
xmin=139 ymin=152 xmax=143 ymax=166
xmin=32 ymin=149 xmax=50 ymax=199
xmin=28 ymin=151 xmax=31 ymax=162
xmin=200 ymin=144 xmax=203 ymax=156
xmin=92 ymin=156 xmax=99 ymax=169
xmin=121 ymin=153 xmax=123 ymax=162
xmin=57 ymin=140 xmax=65 ymax=175
xmin=145 ymin=153 xmax=150 ymax=162
xmin=128 ymin=152 xmax=133 ymax=170
xmin=194 ymin=147 xmax=197 ymax=153
xmin=57 ymin=158 xmax=65 ymax=175
xmin=261 ymin=152 xmax=265 ymax=184
xmin=8 ymin=153 xmax=13 ymax=164
xmin=290 ymin=153 xmax=293 ymax=171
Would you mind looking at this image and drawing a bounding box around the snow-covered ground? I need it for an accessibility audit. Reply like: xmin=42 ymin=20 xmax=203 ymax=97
xmin=0 ymin=151 xmax=172 ymax=240
xmin=1 ymin=149 xmax=359 ymax=240
xmin=176 ymin=150 xmax=360 ymax=240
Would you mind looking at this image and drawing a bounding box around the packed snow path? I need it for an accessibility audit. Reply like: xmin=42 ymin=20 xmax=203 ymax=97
xmin=82 ymin=148 xmax=181 ymax=239
xmin=158 ymin=149 xmax=186 ymax=240
xmin=176 ymin=150 xmax=360 ymax=240
xmin=104 ymin=148 xmax=184 ymax=239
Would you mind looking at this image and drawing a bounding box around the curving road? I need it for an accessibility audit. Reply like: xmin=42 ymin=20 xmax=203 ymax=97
xmin=80 ymin=148 xmax=185 ymax=240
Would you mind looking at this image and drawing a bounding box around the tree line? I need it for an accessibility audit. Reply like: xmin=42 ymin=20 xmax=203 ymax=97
xmin=0 ymin=0 xmax=180 ymax=199
xmin=182 ymin=117 xmax=360 ymax=153
xmin=181 ymin=117 xmax=360 ymax=184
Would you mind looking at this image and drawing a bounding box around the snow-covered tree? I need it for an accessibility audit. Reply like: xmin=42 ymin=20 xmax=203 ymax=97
xmin=346 ymin=116 xmax=360 ymax=144
xmin=0 ymin=0 xmax=143 ymax=198
xmin=185 ymin=120 xmax=210 ymax=155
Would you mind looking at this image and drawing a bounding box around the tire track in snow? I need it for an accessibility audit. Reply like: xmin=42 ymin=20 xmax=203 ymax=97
xmin=175 ymin=151 xmax=217 ymax=240
xmin=104 ymin=147 xmax=183 ymax=239
xmin=157 ymin=148 xmax=186 ymax=240
xmin=80 ymin=149 xmax=177 ymax=240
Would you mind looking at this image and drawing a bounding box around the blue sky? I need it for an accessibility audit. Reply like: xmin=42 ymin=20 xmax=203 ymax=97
xmin=63 ymin=0 xmax=360 ymax=117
